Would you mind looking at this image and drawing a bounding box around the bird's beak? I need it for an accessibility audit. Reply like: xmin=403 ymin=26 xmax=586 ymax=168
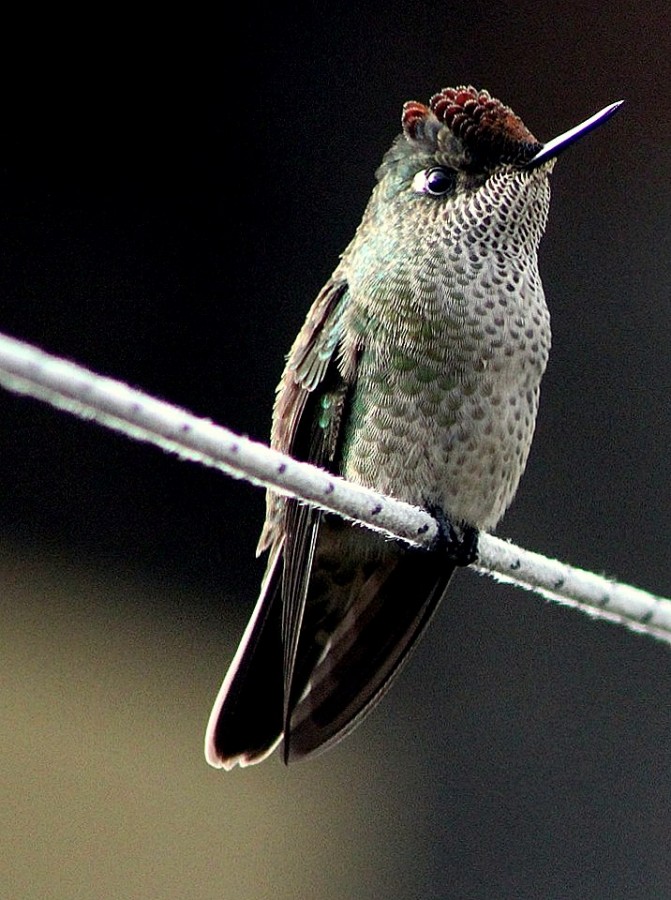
xmin=525 ymin=100 xmax=624 ymax=170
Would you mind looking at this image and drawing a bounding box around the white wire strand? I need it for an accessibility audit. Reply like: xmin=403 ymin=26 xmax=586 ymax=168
xmin=0 ymin=330 xmax=669 ymax=644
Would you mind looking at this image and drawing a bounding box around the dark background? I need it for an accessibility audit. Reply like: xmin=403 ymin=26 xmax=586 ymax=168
xmin=1 ymin=5 xmax=670 ymax=898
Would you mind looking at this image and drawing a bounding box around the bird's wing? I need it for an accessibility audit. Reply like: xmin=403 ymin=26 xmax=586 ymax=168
xmin=205 ymin=277 xmax=350 ymax=768
xmin=270 ymin=279 xmax=353 ymax=749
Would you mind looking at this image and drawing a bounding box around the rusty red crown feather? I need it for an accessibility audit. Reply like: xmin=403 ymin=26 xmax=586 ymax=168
xmin=403 ymin=85 xmax=542 ymax=171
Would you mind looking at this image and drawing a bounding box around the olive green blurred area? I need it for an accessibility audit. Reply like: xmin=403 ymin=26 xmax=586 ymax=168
xmin=0 ymin=544 xmax=395 ymax=900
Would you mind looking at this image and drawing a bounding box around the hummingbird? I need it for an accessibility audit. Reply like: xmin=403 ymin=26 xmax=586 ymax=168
xmin=205 ymin=86 xmax=622 ymax=769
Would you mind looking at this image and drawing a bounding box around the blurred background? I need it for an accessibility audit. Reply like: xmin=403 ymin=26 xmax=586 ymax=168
xmin=1 ymin=4 xmax=670 ymax=898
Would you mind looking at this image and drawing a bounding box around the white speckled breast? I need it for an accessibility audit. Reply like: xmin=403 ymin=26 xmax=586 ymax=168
xmin=337 ymin=167 xmax=551 ymax=531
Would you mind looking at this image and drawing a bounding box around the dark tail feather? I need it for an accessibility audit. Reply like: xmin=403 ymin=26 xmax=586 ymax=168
xmin=286 ymin=545 xmax=456 ymax=762
xmin=206 ymin=534 xmax=456 ymax=768
xmin=204 ymin=545 xmax=284 ymax=769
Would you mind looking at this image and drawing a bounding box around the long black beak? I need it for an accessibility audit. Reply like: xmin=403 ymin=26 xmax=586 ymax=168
xmin=525 ymin=100 xmax=624 ymax=169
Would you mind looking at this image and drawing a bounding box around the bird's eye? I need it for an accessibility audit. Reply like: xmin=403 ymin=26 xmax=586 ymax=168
xmin=412 ymin=166 xmax=457 ymax=197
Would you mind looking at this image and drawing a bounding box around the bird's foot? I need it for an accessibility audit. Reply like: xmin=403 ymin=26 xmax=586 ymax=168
xmin=426 ymin=504 xmax=479 ymax=566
